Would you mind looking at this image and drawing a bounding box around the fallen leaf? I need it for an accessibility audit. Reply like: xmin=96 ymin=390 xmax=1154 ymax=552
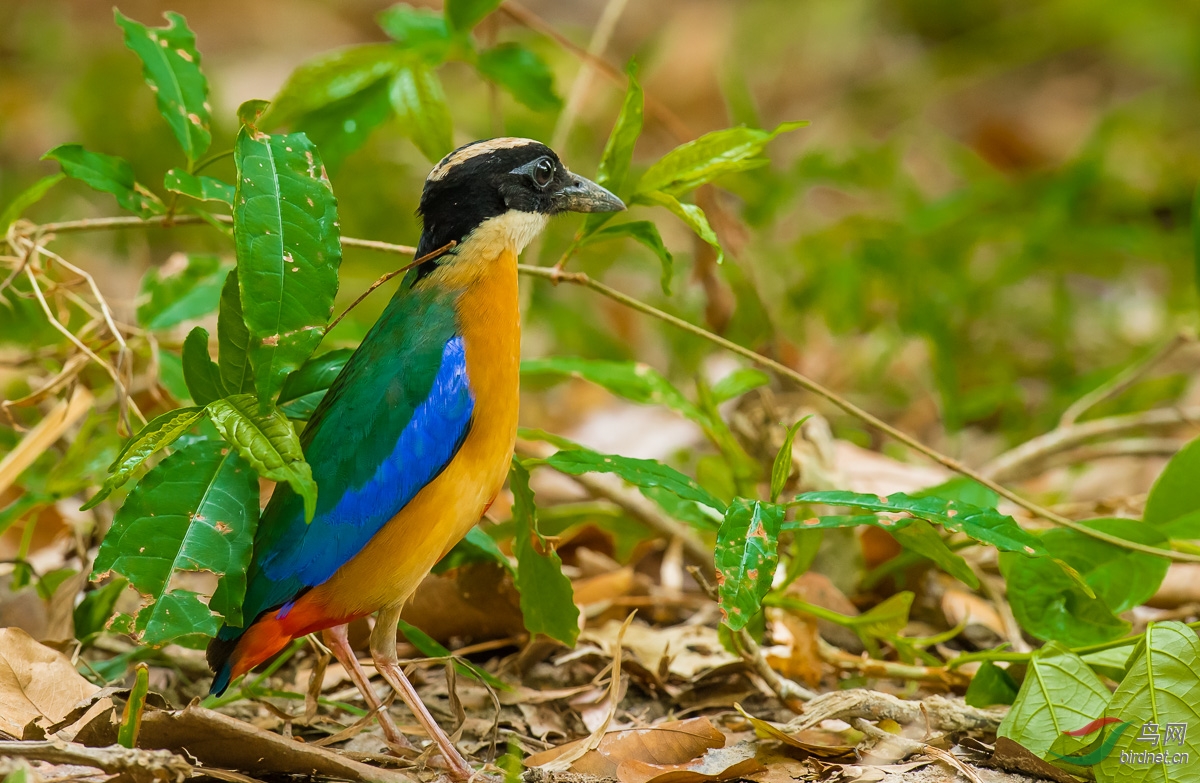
xmin=940 ymin=587 xmax=1006 ymax=640
xmin=0 ymin=627 xmax=98 ymax=739
xmin=734 ymin=705 xmax=855 ymax=760
xmin=617 ymin=740 xmax=763 ymax=783
xmin=525 ymin=717 xmax=725 ymax=777
xmin=580 ymin=620 xmax=737 ymax=681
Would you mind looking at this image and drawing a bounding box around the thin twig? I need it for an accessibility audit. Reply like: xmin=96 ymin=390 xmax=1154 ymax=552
xmin=1059 ymin=331 xmax=1193 ymax=426
xmin=817 ymin=638 xmax=969 ymax=688
xmin=997 ymin=437 xmax=1184 ymax=483
xmin=0 ymin=740 xmax=193 ymax=782
xmin=327 ymin=240 xmax=453 ymax=332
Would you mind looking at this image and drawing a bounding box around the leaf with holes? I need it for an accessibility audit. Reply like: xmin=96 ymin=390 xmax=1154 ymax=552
xmin=205 ymin=393 xmax=316 ymax=522
xmin=510 ymin=461 xmax=578 ymax=645
xmin=80 ymin=407 xmax=205 ymax=511
xmin=233 ymin=126 xmax=342 ymax=410
xmin=115 ymin=10 xmax=211 ymax=164
xmin=42 ymin=145 xmax=164 ymax=218
xmin=389 ymin=63 xmax=454 ymax=163
xmin=138 ymin=254 xmax=228 ymax=330
xmin=92 ymin=439 xmax=258 ymax=643
xmin=163 ymin=169 xmax=233 ymax=206
xmin=715 ymin=499 xmax=784 ymax=630
xmin=998 ymin=642 xmax=1111 ymax=758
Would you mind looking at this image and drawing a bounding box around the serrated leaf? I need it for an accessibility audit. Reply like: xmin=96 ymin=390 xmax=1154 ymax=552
xmin=1097 ymin=621 xmax=1200 ymax=782
xmin=163 ymin=169 xmax=233 ymax=206
xmin=444 ymin=0 xmax=501 ymax=33
xmin=182 ymin=327 xmax=224 ymax=405
xmin=216 ymin=269 xmax=254 ymax=396
xmin=0 ymin=173 xmax=64 ymax=229
xmin=389 ymin=64 xmax=454 ymax=163
xmin=632 ymin=190 xmax=723 ymax=264
xmin=80 ymin=407 xmax=205 ymax=510
xmin=581 ymin=221 xmax=674 ymax=294
xmin=476 ymin=43 xmax=561 ymax=112
xmin=378 ymin=4 xmax=451 ymax=63
xmin=260 ymin=43 xmax=405 ymax=129
xmin=138 ymin=254 xmax=228 ymax=330
xmin=546 ymin=448 xmax=726 ymax=512
xmin=636 ymin=121 xmax=806 ymax=196
xmin=770 ymin=418 xmax=805 ymax=502
xmin=998 ymin=642 xmax=1112 ymax=758
xmin=233 ymin=128 xmax=342 ymax=410
xmin=795 ymin=491 xmax=1048 ymax=556
xmin=205 ymin=393 xmax=316 ymax=522
xmin=1144 ymin=436 xmax=1200 ymax=539
xmin=715 ymin=499 xmax=783 ymax=630
xmin=42 ymin=144 xmax=164 ymax=218
xmin=965 ymin=660 xmax=1019 ymax=708
xmin=92 ymin=439 xmax=258 ymax=643
xmin=510 ymin=461 xmax=579 ymax=645
xmin=115 ymin=10 xmax=212 ymax=164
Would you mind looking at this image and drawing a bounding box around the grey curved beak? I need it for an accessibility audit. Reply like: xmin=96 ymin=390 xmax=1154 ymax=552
xmin=554 ymin=174 xmax=626 ymax=214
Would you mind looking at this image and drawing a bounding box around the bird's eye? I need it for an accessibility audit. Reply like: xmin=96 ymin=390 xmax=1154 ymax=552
xmin=531 ymin=157 xmax=555 ymax=189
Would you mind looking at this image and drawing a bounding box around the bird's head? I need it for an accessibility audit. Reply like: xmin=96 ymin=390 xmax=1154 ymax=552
xmin=412 ymin=138 xmax=624 ymax=280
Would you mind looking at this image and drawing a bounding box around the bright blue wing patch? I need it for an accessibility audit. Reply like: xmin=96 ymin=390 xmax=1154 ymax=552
xmin=258 ymin=336 xmax=473 ymax=586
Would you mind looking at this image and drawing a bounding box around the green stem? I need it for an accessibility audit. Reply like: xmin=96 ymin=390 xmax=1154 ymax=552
xmin=192 ymin=149 xmax=234 ymax=175
xmin=947 ymin=619 xmax=1200 ymax=670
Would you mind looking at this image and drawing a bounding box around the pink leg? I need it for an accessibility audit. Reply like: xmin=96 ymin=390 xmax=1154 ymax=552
xmin=322 ymin=624 xmax=415 ymax=752
xmin=370 ymin=604 xmax=473 ymax=781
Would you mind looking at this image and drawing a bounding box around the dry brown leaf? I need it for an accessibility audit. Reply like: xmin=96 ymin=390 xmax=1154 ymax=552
xmin=940 ymin=587 xmax=1006 ymax=639
xmin=526 ymin=717 xmax=728 ymax=778
xmin=734 ymin=705 xmax=855 ymax=760
xmin=0 ymin=627 xmax=98 ymax=739
xmin=764 ymin=610 xmax=824 ymax=687
xmin=573 ymin=567 xmax=638 ymax=607
xmin=135 ymin=705 xmax=413 ymax=782
xmin=580 ymin=620 xmax=737 ymax=681
xmin=1148 ymin=563 xmax=1200 ymax=608
xmin=0 ymin=387 xmax=93 ymax=498
xmin=401 ymin=562 xmax=525 ymax=643
xmin=617 ymin=740 xmax=763 ymax=783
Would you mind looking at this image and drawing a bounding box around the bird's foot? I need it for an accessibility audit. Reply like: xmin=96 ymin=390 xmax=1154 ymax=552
xmin=322 ymin=624 xmax=416 ymax=754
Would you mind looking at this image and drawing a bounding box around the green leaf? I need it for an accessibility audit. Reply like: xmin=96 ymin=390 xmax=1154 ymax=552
xmin=891 ymin=518 xmax=980 ymax=589
xmin=389 ymin=64 xmax=454 ymax=163
xmin=632 ymin=190 xmax=723 ymax=264
xmin=476 ymin=43 xmax=561 ymax=112
xmin=114 ymin=10 xmax=212 ymax=164
xmin=581 ymin=221 xmax=674 ymax=294
xmin=138 ymin=254 xmax=228 ymax=330
xmin=712 ymin=368 xmax=770 ymax=404
xmin=182 ymin=327 xmax=224 ymax=405
xmin=546 ymin=448 xmax=725 ymax=512
xmin=278 ymin=348 xmax=352 ymax=419
xmin=509 ymin=461 xmax=579 ymax=646
xmin=1097 ymin=621 xmax=1200 ymax=781
xmin=92 ymin=439 xmax=258 ymax=642
xmin=42 ymin=144 xmax=164 ymax=218
xmin=998 ymin=642 xmax=1112 ymax=758
xmin=794 ymin=491 xmax=1048 ymax=557
xmin=290 ymin=79 xmax=394 ymax=172
xmin=1082 ymin=645 xmax=1134 ymax=682
xmin=965 ymin=661 xmax=1018 ymax=708
xmin=233 ymin=128 xmax=342 ymax=410
xmin=1000 ymin=551 xmax=1130 ymax=647
xmin=521 ymin=356 xmax=701 ymax=421
xmin=636 ymin=121 xmax=807 ymax=196
xmin=80 ymin=407 xmax=205 ymax=510
xmin=913 ymin=476 xmax=1000 ymax=509
xmin=595 ymin=65 xmax=643 ymax=197
xmin=74 ymin=576 xmax=128 ymax=644
xmin=260 ymin=44 xmax=405 ymax=129
xmin=216 ymin=269 xmax=254 ymax=396
xmin=434 ymin=525 xmax=514 ymax=575
xmin=855 ymin=591 xmax=913 ymax=638
xmin=395 ymin=618 xmax=511 ymax=691
xmin=205 ymin=393 xmax=317 ymax=522
xmin=163 ymin=169 xmax=233 ymax=206
xmin=770 ymin=418 xmax=806 ymax=502
xmin=1043 ymin=518 xmax=1170 ymax=614
xmin=0 ymin=173 xmax=64 ymax=229
xmin=157 ymin=347 xmax=190 ymax=403
xmin=444 ymin=0 xmax=501 ymax=34
xmin=1144 ymin=435 xmax=1200 ymax=539
xmin=378 ymin=4 xmax=451 ymax=63
xmin=715 ymin=499 xmax=783 ymax=631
